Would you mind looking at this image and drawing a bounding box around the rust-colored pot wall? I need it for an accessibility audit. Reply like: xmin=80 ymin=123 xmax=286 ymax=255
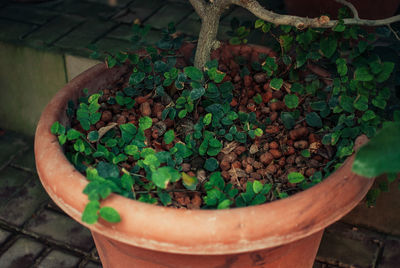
xmin=35 ymin=45 xmax=374 ymax=268
xmin=284 ymin=0 xmax=400 ymax=19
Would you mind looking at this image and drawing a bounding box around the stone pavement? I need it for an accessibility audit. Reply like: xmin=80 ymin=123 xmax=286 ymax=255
xmin=0 ymin=129 xmax=399 ymax=267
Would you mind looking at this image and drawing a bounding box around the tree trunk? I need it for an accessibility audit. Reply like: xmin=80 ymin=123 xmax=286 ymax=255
xmin=194 ymin=8 xmax=221 ymax=69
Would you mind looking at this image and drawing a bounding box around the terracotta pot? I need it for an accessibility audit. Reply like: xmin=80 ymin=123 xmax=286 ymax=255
xmin=284 ymin=0 xmax=400 ymax=19
xmin=35 ymin=45 xmax=374 ymax=267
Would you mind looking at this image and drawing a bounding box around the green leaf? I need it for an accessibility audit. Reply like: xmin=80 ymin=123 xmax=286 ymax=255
xmin=151 ymin=166 xmax=181 ymax=189
xmin=217 ymin=199 xmax=231 ymax=209
xmin=301 ymin=149 xmax=311 ymax=158
xmin=254 ymin=128 xmax=263 ymax=137
xmin=284 ymin=94 xmax=299 ymax=109
xmin=97 ymin=161 xmax=119 ymax=178
xmin=320 ymin=36 xmax=337 ymax=58
xmin=372 ymin=97 xmax=386 ymax=109
xmin=204 ymin=158 xmax=219 ymax=172
xmin=352 ymin=122 xmax=400 ymax=178
xmin=203 ymin=113 xmax=212 ymax=125
xmin=354 ymin=66 xmax=373 ymax=82
xmin=190 ymin=86 xmax=205 ymax=100
xmin=354 ymin=95 xmax=368 ymax=111
xmin=305 ymin=112 xmax=322 ymax=128
xmin=99 ymin=207 xmax=121 ymax=223
xmin=129 ymin=72 xmax=146 ymax=85
xmin=336 ymin=58 xmax=348 ymax=76
xmin=184 ymin=66 xmax=203 ymax=81
xmin=362 ymin=110 xmax=376 ymax=121
xmin=288 ymin=172 xmax=305 ymax=183
xmin=181 ymin=172 xmax=198 ymax=190
xmin=112 ymin=154 xmax=128 ymax=164
xmin=124 ymin=144 xmax=139 ymax=156
xmin=376 ymin=62 xmax=395 ymax=83
xmin=50 ymin=121 xmax=65 ymax=135
xmin=120 ymin=123 xmax=137 ymax=143
xmin=281 ymin=112 xmax=295 ymax=129
xmin=253 ymin=180 xmax=263 ymax=194
xmin=270 ymin=78 xmax=283 ymax=90
xmin=333 ymin=21 xmax=346 ymax=32
xmin=82 ymin=200 xmax=100 ymax=224
xmin=255 ymin=19 xmax=264 ymax=28
xmin=88 ymin=131 xmax=99 ymax=142
xmin=67 ymin=129 xmax=82 ymax=140
xmin=178 ymin=109 xmax=187 ymax=118
xmin=163 ymin=129 xmax=175 ymax=145
xmin=121 ymin=173 xmax=133 ymax=190
xmin=139 ymin=116 xmax=152 ymax=130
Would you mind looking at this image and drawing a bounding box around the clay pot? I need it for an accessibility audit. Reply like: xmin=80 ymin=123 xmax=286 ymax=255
xmin=35 ymin=46 xmax=374 ymax=267
xmin=284 ymin=0 xmax=400 ymax=19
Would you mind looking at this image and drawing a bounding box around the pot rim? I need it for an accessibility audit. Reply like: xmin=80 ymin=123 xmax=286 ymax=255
xmin=35 ymin=57 xmax=374 ymax=255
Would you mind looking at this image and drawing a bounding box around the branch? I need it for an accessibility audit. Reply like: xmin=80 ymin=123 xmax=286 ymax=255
xmin=189 ymin=0 xmax=207 ymax=19
xmin=230 ymin=0 xmax=400 ymax=29
xmin=335 ymin=0 xmax=359 ymax=19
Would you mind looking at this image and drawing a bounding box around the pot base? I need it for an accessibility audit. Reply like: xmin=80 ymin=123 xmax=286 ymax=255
xmin=92 ymin=230 xmax=323 ymax=268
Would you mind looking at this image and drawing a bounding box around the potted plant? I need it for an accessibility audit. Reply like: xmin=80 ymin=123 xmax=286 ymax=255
xmin=35 ymin=0 xmax=400 ymax=267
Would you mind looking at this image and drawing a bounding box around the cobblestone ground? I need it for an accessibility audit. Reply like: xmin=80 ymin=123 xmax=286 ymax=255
xmin=1 ymin=130 xmax=399 ymax=267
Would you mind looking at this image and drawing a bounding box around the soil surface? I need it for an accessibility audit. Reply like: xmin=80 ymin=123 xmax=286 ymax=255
xmin=68 ymin=44 xmax=336 ymax=209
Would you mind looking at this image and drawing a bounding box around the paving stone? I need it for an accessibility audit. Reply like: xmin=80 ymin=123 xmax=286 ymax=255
xmin=87 ymin=0 xmax=133 ymax=8
xmin=52 ymin=0 xmax=118 ymax=20
xmin=313 ymin=261 xmax=339 ymax=268
xmin=55 ymin=19 xmax=117 ymax=52
xmin=377 ymin=237 xmax=400 ymax=268
xmin=107 ymin=24 xmax=162 ymax=45
xmin=25 ymin=14 xmax=85 ymax=47
xmin=25 ymin=209 xmax=94 ymax=251
xmin=0 ymin=176 xmax=49 ymax=226
xmin=0 ymin=167 xmax=31 ymax=205
xmin=176 ymin=12 xmax=201 ymax=37
xmin=84 ymin=261 xmax=102 ymax=268
xmin=0 ymin=5 xmax=58 ymax=25
xmin=0 ymin=229 xmax=11 ymax=246
xmin=0 ymin=18 xmax=37 ymax=43
xmin=145 ymin=2 xmax=193 ymax=29
xmin=11 ymin=143 xmax=36 ymax=173
xmin=37 ymin=249 xmax=80 ymax=268
xmin=95 ymin=37 xmax=133 ymax=54
xmin=113 ymin=0 xmax=165 ymax=24
xmin=0 ymin=132 xmax=28 ymax=169
xmin=342 ymin=177 xmax=400 ymax=236
xmin=0 ymin=236 xmax=45 ymax=268
xmin=316 ymin=223 xmax=381 ymax=268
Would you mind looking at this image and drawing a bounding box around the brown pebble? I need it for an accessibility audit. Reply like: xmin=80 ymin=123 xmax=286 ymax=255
xmin=284 ymin=146 xmax=295 ymax=155
xmin=265 ymin=125 xmax=280 ymax=134
xmin=253 ymin=161 xmax=263 ymax=169
xmin=96 ymin=121 xmax=105 ymax=129
xmin=140 ymin=102 xmax=151 ymax=117
xmin=305 ymin=168 xmax=317 ymax=177
xmin=269 ymin=141 xmax=279 ymax=149
xmin=221 ymin=171 xmax=230 ymax=180
xmin=188 ymin=193 xmax=202 ymax=209
xmin=135 ymin=96 xmax=148 ymax=105
xmin=253 ymin=73 xmax=267 ymax=84
xmin=294 ymin=140 xmax=309 ymax=149
xmin=234 ymin=146 xmax=247 ymax=155
xmin=270 ymin=112 xmax=278 ymax=122
xmin=262 ymin=91 xmax=273 ymax=103
xmin=289 ymin=127 xmax=309 ymax=140
xmin=270 ymin=149 xmax=282 ymax=159
xmin=116 ymin=115 xmax=127 ymax=125
xmin=220 ymin=161 xmax=231 ymax=171
xmin=250 ymin=172 xmax=262 ymax=180
xmin=278 ymin=157 xmax=286 ymax=167
xmin=249 ymin=144 xmax=259 ymax=154
xmin=222 ymin=152 xmax=237 ymax=163
xmin=181 ymin=163 xmax=191 ymax=172
xmin=245 ymin=164 xmax=253 ymax=173
xmin=286 ymin=155 xmax=296 ymax=165
xmin=272 ymin=90 xmax=283 ymax=99
xmin=263 ymin=142 xmax=269 ymax=151
xmin=244 ymin=75 xmax=252 ymax=87
xmin=266 ymin=164 xmax=277 ymax=174
xmin=101 ymin=110 xmax=112 ymax=122
xmin=232 ymin=161 xmax=241 ymax=169
xmin=260 ymin=152 xmax=274 ymax=165
xmin=269 ymin=101 xmax=285 ymax=111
